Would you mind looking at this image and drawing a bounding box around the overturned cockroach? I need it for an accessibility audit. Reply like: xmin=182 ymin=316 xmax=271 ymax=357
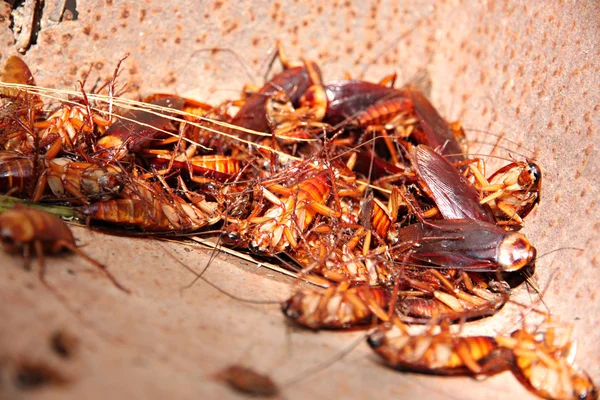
xmin=368 ymin=322 xmax=512 ymax=376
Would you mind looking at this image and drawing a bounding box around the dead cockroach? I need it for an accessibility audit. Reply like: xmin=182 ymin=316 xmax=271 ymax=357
xmin=243 ymin=169 xmax=337 ymax=254
xmin=95 ymin=95 xmax=185 ymax=160
xmin=319 ymin=80 xmax=409 ymax=126
xmin=497 ymin=321 xmax=598 ymax=400
xmin=388 ymin=219 xmax=536 ymax=272
xmin=215 ymin=365 xmax=280 ymax=397
xmin=148 ymin=153 xmax=241 ymax=183
xmin=231 ymin=42 xmax=322 ymax=135
xmin=79 ymin=177 xmax=220 ymax=232
xmin=367 ymin=322 xmax=512 ymax=376
xmin=474 ymin=159 xmax=542 ymax=225
xmin=43 ymin=158 xmax=125 ymax=204
xmin=397 ymin=287 xmax=507 ymax=323
xmin=0 ymin=151 xmax=124 ymax=204
xmin=282 ymin=282 xmax=390 ymax=329
xmin=0 ymin=204 xmax=130 ymax=293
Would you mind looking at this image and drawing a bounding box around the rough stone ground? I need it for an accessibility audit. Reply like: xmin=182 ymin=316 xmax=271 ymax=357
xmin=0 ymin=1 xmax=598 ymax=399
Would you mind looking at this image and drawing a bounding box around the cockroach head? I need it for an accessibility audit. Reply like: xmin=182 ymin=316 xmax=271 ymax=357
xmin=0 ymin=212 xmax=19 ymax=253
xmin=366 ymin=329 xmax=386 ymax=349
xmin=520 ymin=160 xmax=542 ymax=189
xmin=498 ymin=232 xmax=537 ymax=272
xmin=572 ymin=371 xmax=598 ymax=400
xmin=98 ymin=173 xmax=125 ymax=195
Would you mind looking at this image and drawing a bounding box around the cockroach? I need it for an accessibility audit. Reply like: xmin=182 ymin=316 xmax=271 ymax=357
xmin=319 ymin=80 xmax=408 ymax=126
xmin=33 ymin=104 xmax=113 ymax=152
xmin=95 ymin=96 xmax=185 ymax=160
xmin=231 ymin=57 xmax=322 ymax=134
xmin=388 ymin=219 xmax=536 ymax=272
xmin=44 ymin=158 xmax=125 ymax=204
xmin=246 ymin=170 xmax=337 ymax=254
xmin=497 ymin=323 xmax=598 ymax=400
xmin=215 ymin=365 xmax=280 ymax=397
xmin=79 ymin=194 xmax=220 ymax=232
xmin=367 ymin=323 xmax=512 ymax=376
xmin=0 ymin=152 xmax=124 ymax=204
xmin=79 ymin=175 xmax=221 ymax=231
xmin=0 ymin=205 xmax=129 ymax=293
xmin=149 ymin=154 xmax=240 ymax=182
xmin=410 ymin=145 xmax=496 ymax=223
xmin=397 ymin=288 xmax=507 ymax=322
xmin=282 ymin=282 xmax=390 ymax=329
xmin=476 ymin=159 xmax=542 ymax=225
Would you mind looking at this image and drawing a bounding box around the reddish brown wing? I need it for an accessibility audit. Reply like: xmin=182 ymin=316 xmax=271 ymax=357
xmin=408 ymin=87 xmax=464 ymax=162
xmin=413 ymin=145 xmax=495 ymax=223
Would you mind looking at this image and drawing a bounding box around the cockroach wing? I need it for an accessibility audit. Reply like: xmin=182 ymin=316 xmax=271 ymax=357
xmin=413 ymin=145 xmax=496 ymax=223
xmin=408 ymin=87 xmax=464 ymax=162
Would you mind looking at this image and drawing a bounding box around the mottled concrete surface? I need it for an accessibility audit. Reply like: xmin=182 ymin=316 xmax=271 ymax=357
xmin=0 ymin=1 xmax=598 ymax=399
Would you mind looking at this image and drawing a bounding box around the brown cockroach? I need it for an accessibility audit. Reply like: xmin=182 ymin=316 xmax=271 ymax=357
xmin=95 ymin=96 xmax=185 ymax=160
xmin=215 ymin=365 xmax=280 ymax=397
xmin=388 ymin=219 xmax=536 ymax=272
xmin=496 ymin=322 xmax=598 ymax=400
xmin=367 ymin=322 xmax=512 ymax=376
xmin=0 ymin=205 xmax=129 ymax=293
xmin=320 ymin=80 xmax=409 ymax=126
xmin=245 ymin=169 xmax=337 ymax=253
xmin=231 ymin=43 xmax=322 ymax=135
xmin=0 ymin=151 xmax=124 ymax=204
xmin=79 ymin=173 xmax=221 ymax=232
xmin=32 ymin=104 xmax=113 ymax=152
xmin=79 ymin=185 xmax=220 ymax=232
xmin=410 ymin=145 xmax=496 ymax=223
xmin=397 ymin=287 xmax=507 ymax=323
xmin=44 ymin=158 xmax=124 ymax=204
xmin=474 ymin=159 xmax=542 ymax=225
xmin=282 ymin=282 xmax=390 ymax=329
xmin=148 ymin=153 xmax=241 ymax=182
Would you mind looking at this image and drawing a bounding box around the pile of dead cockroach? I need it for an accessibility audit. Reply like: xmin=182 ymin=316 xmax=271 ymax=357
xmin=0 ymin=46 xmax=596 ymax=400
